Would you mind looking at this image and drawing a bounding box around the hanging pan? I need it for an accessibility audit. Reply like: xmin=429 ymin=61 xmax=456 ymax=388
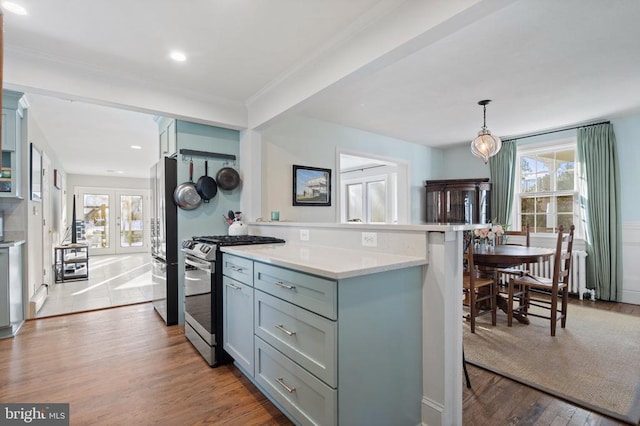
xmin=173 ymin=159 xmax=202 ymax=210
xmin=216 ymin=162 xmax=241 ymax=191
xmin=196 ymin=161 xmax=218 ymax=202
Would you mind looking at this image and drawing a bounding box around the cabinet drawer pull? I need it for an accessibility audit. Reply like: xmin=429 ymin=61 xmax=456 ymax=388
xmin=225 ymin=282 xmax=242 ymax=290
xmin=229 ymin=265 xmax=244 ymax=272
xmin=274 ymin=281 xmax=295 ymax=290
xmin=276 ymin=377 xmax=296 ymax=393
xmin=275 ymin=324 xmax=296 ymax=336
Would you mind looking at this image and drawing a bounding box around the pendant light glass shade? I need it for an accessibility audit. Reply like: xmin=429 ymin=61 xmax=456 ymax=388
xmin=471 ymin=100 xmax=501 ymax=163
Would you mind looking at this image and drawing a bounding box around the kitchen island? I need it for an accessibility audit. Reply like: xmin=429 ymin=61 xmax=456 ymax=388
xmin=224 ymin=222 xmax=483 ymax=425
xmin=221 ymin=243 xmax=426 ymax=425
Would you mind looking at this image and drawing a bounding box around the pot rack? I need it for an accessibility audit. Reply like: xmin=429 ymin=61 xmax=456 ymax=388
xmin=179 ymin=149 xmax=236 ymax=162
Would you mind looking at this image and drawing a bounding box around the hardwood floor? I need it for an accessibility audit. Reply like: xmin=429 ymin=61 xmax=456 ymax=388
xmin=2 ymin=299 xmax=638 ymax=425
xmin=463 ymin=298 xmax=640 ymax=426
xmin=0 ymin=303 xmax=292 ymax=426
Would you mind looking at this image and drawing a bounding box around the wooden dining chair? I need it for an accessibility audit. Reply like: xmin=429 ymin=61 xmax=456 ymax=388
xmin=507 ymin=224 xmax=575 ymax=336
xmin=496 ymin=223 xmax=530 ymax=287
xmin=500 ymin=223 xmax=530 ymax=247
xmin=463 ymin=233 xmax=497 ymax=333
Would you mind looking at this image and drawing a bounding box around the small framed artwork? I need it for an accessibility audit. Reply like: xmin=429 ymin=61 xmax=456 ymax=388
xmin=54 ymin=169 xmax=62 ymax=189
xmin=293 ymin=165 xmax=331 ymax=206
xmin=30 ymin=143 xmax=42 ymax=201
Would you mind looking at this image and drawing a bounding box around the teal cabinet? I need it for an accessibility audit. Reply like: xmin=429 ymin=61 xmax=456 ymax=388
xmin=224 ymin=251 xmax=423 ymax=426
xmin=222 ymin=254 xmax=255 ymax=376
xmin=0 ymin=90 xmax=25 ymax=199
xmin=0 ymin=242 xmax=25 ymax=339
xmin=157 ymin=117 xmax=177 ymax=158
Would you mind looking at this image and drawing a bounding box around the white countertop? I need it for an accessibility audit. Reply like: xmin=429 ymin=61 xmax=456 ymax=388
xmin=250 ymin=220 xmax=487 ymax=232
xmin=221 ymin=243 xmax=427 ymax=280
xmin=0 ymin=239 xmax=25 ymax=248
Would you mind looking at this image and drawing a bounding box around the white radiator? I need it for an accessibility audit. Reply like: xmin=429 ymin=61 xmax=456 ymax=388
xmin=527 ymin=249 xmax=593 ymax=300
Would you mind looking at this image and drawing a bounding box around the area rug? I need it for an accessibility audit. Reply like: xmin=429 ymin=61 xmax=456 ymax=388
xmin=464 ymin=305 xmax=640 ymax=425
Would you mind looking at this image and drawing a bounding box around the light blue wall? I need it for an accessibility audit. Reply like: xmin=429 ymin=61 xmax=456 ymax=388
xmin=175 ymin=120 xmax=240 ymax=239
xmin=610 ymin=114 xmax=640 ymax=222
xmin=437 ymin=143 xmax=491 ymax=179
xmin=261 ymin=116 xmax=437 ymax=223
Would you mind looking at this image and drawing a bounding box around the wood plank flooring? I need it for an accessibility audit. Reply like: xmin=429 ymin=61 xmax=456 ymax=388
xmin=463 ymin=298 xmax=640 ymax=426
xmin=2 ymin=299 xmax=638 ymax=425
xmin=0 ymin=303 xmax=292 ymax=426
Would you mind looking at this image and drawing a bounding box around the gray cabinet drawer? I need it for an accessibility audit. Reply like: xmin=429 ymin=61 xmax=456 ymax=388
xmin=254 ymin=262 xmax=337 ymax=320
xmin=222 ymin=254 xmax=254 ymax=286
xmin=255 ymin=336 xmax=337 ymax=426
xmin=255 ymin=290 xmax=337 ymax=387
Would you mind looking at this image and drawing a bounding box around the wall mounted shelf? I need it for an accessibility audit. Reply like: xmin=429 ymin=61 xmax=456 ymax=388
xmin=179 ymin=149 xmax=236 ymax=162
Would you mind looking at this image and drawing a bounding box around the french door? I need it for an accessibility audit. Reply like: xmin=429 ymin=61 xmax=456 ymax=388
xmin=76 ymin=187 xmax=150 ymax=255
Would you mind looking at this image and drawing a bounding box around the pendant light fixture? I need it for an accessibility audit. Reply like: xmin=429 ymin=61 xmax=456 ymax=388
xmin=470 ymin=99 xmax=502 ymax=163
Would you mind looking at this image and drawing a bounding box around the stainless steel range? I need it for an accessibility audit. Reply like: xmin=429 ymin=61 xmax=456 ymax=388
xmin=181 ymin=235 xmax=285 ymax=366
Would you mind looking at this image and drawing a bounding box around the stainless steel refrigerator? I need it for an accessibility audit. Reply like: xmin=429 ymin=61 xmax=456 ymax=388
xmin=150 ymin=157 xmax=179 ymax=325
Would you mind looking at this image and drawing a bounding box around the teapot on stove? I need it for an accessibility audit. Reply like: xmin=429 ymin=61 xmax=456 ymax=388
xmin=228 ymin=211 xmax=248 ymax=236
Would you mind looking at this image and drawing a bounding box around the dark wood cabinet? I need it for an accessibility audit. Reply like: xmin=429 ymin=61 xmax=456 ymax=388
xmin=425 ymin=178 xmax=491 ymax=224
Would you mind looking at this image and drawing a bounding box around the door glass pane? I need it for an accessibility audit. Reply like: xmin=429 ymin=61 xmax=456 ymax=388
xmin=83 ymin=194 xmax=110 ymax=249
xmin=368 ymin=180 xmax=386 ymax=223
xmin=347 ymin=184 xmax=363 ymax=222
xmin=120 ymin=195 xmax=144 ymax=248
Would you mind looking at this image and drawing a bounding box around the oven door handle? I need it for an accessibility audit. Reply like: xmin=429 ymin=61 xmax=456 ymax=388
xmin=185 ymin=257 xmax=212 ymax=273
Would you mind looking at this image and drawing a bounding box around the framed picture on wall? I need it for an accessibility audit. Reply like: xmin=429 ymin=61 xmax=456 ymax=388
xmin=293 ymin=165 xmax=331 ymax=206
xmin=30 ymin=143 xmax=42 ymax=201
xmin=54 ymin=169 xmax=62 ymax=189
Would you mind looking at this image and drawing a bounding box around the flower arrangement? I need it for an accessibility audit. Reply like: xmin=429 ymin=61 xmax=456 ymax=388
xmin=474 ymin=223 xmax=505 ymax=245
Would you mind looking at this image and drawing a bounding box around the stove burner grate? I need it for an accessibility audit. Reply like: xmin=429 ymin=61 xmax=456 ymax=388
xmin=192 ymin=235 xmax=285 ymax=246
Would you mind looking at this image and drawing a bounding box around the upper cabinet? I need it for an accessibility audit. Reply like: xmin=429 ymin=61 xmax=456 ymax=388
xmin=1 ymin=90 xmax=26 ymax=199
xmin=156 ymin=117 xmax=177 ymax=158
xmin=425 ymin=178 xmax=491 ymax=224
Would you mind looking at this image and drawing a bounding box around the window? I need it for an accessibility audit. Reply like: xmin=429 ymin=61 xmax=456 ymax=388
xmin=516 ymin=139 xmax=579 ymax=235
xmin=343 ymin=176 xmax=389 ymax=223
xmin=339 ymin=152 xmax=407 ymax=224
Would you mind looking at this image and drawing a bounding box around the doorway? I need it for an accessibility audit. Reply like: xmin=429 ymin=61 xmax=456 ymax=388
xmin=338 ymin=152 xmax=409 ymax=224
xmin=75 ymin=187 xmax=150 ymax=255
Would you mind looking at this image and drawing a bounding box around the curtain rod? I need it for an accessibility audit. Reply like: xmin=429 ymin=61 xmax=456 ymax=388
xmin=502 ymin=120 xmax=610 ymax=143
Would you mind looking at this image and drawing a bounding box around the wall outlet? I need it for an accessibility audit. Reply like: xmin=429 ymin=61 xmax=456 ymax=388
xmin=300 ymin=229 xmax=310 ymax=241
xmin=362 ymin=232 xmax=377 ymax=247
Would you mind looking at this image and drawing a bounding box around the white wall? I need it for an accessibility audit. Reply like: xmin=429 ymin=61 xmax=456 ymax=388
xmin=260 ymin=115 xmax=436 ymax=223
xmin=66 ymin=174 xmax=149 ymax=221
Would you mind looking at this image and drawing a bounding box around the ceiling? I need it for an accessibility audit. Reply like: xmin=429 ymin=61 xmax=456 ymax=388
xmin=3 ymin=0 xmax=640 ymax=178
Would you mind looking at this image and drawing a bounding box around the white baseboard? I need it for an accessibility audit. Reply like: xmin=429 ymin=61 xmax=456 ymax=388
xmin=28 ymin=284 xmax=48 ymax=318
xmin=622 ymin=289 xmax=640 ymax=305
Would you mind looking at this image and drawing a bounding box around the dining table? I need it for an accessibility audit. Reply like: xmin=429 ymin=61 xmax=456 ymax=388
xmin=473 ymin=244 xmax=556 ymax=324
xmin=473 ymin=244 xmax=555 ymax=269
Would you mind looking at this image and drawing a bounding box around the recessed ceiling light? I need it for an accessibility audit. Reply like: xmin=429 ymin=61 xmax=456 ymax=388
xmin=2 ymin=1 xmax=28 ymax=15
xmin=170 ymin=51 xmax=187 ymax=62
xmin=130 ymin=145 xmax=142 ymax=150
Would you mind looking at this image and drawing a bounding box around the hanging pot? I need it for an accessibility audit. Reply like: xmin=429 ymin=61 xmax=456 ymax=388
xmin=196 ymin=161 xmax=218 ymax=202
xmin=173 ymin=160 xmax=202 ymax=210
xmin=216 ymin=165 xmax=241 ymax=191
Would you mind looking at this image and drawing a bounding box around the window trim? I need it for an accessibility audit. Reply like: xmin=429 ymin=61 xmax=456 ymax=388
xmin=513 ymin=137 xmax=581 ymax=237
